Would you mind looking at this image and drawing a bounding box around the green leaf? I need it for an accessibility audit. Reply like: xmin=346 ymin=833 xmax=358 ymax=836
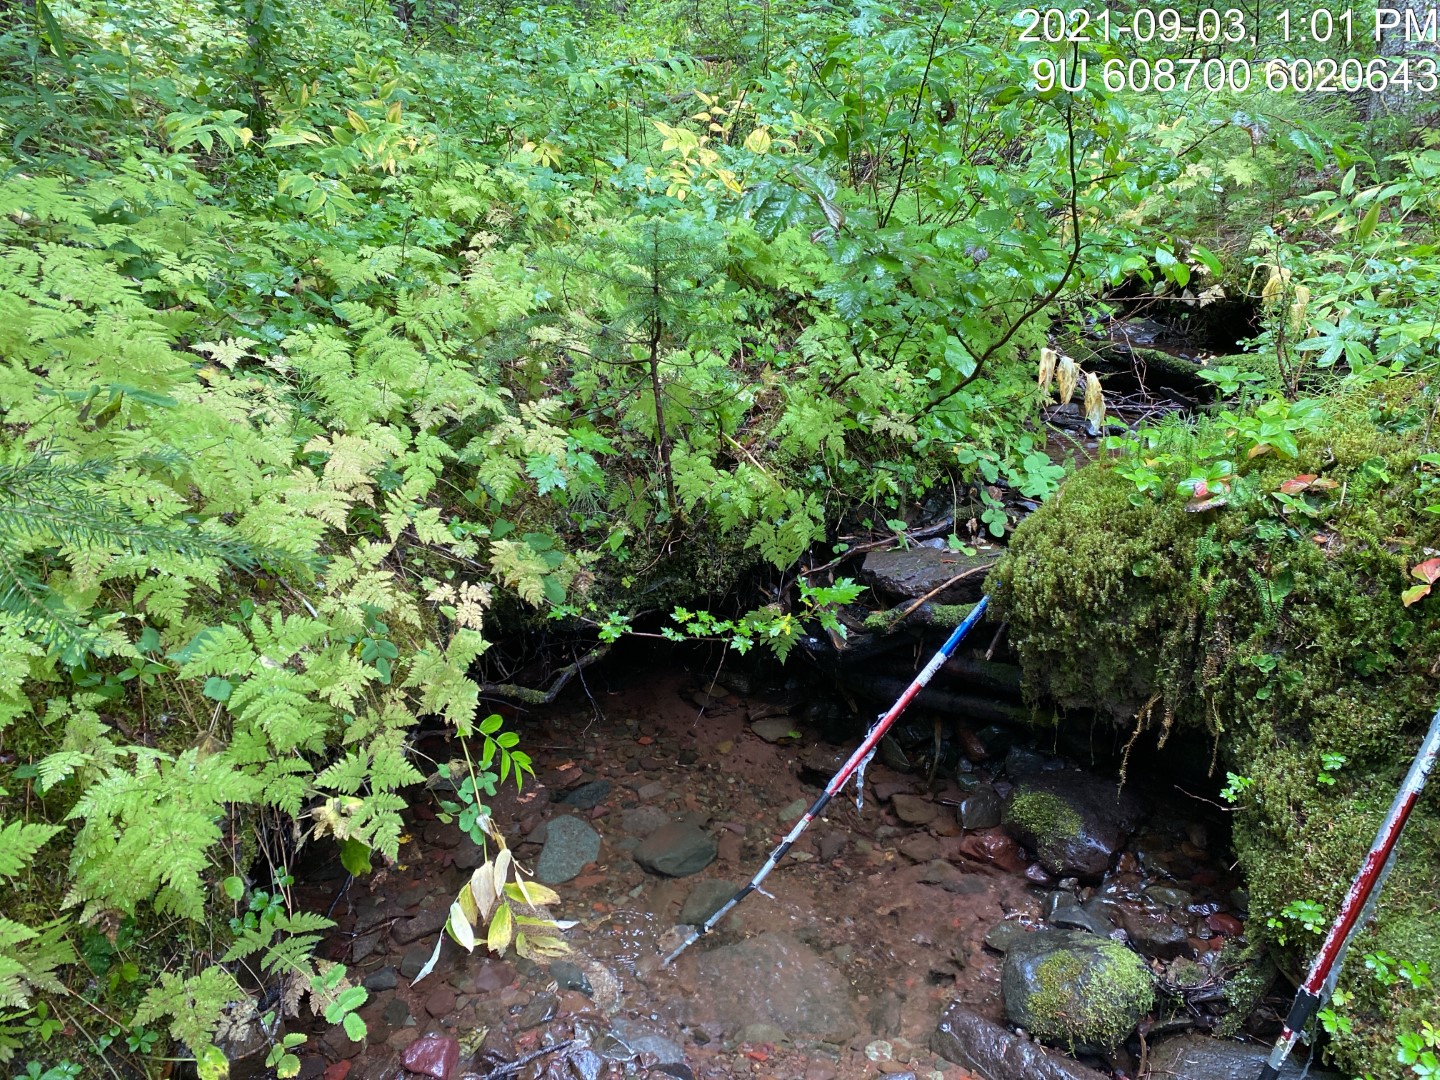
xmin=202 ymin=677 xmax=232 ymax=702
xmin=339 ymin=839 xmax=372 ymax=877
xmin=342 ymin=1011 xmax=366 ymax=1041
xmin=943 ymin=337 xmax=976 ymax=379
xmin=1355 ymin=201 xmax=1381 ymax=242
xmin=222 ymin=876 xmax=244 ymax=901
xmin=36 ymin=0 xmax=72 ymax=72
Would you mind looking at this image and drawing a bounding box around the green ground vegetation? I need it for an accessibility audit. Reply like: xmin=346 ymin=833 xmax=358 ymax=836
xmin=0 ymin=0 xmax=1437 ymax=1074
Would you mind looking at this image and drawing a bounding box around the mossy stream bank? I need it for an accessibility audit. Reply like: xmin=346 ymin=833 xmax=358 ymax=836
xmin=991 ymin=379 xmax=1440 ymax=1078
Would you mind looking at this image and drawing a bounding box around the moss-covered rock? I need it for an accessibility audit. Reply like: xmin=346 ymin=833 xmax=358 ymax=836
xmin=991 ymin=379 xmax=1440 ymax=1076
xmin=1003 ymin=772 xmax=1145 ymax=879
xmin=1002 ymin=929 xmax=1155 ymax=1051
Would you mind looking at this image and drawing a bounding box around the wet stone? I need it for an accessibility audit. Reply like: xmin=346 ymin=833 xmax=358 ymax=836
xmin=933 ymin=1003 xmax=1109 ymax=1080
xmin=1002 ymin=930 xmax=1154 ymax=1052
xmin=982 ymin=921 xmax=1032 ymax=954
xmin=1107 ymin=899 xmax=1191 ymax=959
xmin=535 ymin=816 xmax=602 ymax=885
xmin=1147 ymin=1034 xmax=1343 ymax=1080
xmin=633 ymin=823 xmax=717 ymax=877
xmin=517 ymin=992 xmax=557 ymax=1029
xmin=918 ymin=860 xmax=985 ymax=895
xmin=891 ymin=793 xmax=939 ymax=825
xmin=1002 ymin=770 xmax=1145 ymax=880
xmin=548 ymin=959 xmax=592 ymax=995
xmin=679 ymin=878 xmax=739 ymax=925
xmin=351 ymin=932 xmax=383 ymax=964
xmin=691 ymin=931 xmax=858 ymax=1041
xmin=560 ymin=780 xmax=613 ymax=809
xmin=569 ymin=1047 xmax=605 ymax=1080
xmin=607 ymin=1018 xmax=687 ymax=1064
xmin=897 ymin=833 xmax=941 ymax=863
xmin=958 ymin=785 xmax=1003 ymax=830
xmin=400 ymin=1034 xmax=460 ymax=1080
xmin=1049 ymin=902 xmax=1112 ymax=937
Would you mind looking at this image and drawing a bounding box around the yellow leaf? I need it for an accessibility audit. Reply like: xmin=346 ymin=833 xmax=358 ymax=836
xmin=744 ymin=127 xmax=772 ymax=154
xmin=347 ymin=110 xmax=369 ymax=134
xmin=455 ymin=883 xmax=479 ymax=925
xmin=238 ymin=127 xmax=253 ymax=146
xmin=492 ymin=848 xmax=512 ymax=888
xmin=448 ymin=901 xmax=475 ymax=951
xmin=513 ymin=877 xmax=561 ymax=906
xmin=1248 ymin=443 xmax=1272 ymax=459
xmin=488 ymin=903 xmax=514 ymax=953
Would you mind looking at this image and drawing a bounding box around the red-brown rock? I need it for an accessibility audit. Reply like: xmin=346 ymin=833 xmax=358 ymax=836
xmin=1206 ymin=912 xmax=1244 ymax=937
xmin=401 ymin=1034 xmax=459 ymax=1079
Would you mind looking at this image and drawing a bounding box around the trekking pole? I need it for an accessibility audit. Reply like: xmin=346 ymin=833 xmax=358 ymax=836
xmin=1257 ymin=703 xmax=1440 ymax=1080
xmin=661 ymin=596 xmax=990 ymax=968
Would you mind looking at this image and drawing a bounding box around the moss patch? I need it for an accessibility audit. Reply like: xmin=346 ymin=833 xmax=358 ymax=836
xmin=1023 ymin=941 xmax=1155 ymax=1050
xmin=992 ymin=378 xmax=1440 ymax=1076
xmin=1006 ymin=790 xmax=1083 ymax=842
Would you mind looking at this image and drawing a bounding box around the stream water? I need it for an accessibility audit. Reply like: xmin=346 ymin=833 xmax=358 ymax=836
xmin=287 ymin=640 xmax=1280 ymax=1080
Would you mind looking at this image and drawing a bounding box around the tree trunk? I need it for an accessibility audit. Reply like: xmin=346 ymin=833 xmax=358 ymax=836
xmin=1370 ymin=0 xmax=1440 ymax=120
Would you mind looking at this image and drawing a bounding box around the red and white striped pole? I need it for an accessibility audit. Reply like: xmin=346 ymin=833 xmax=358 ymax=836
xmin=1257 ymin=705 xmax=1440 ymax=1080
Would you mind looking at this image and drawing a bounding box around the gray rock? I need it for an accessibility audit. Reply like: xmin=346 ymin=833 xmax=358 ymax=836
xmin=382 ymin=995 xmax=411 ymax=1026
xmin=549 ymin=959 xmax=592 ymax=995
xmin=363 ymin=966 xmax=398 ymax=991
xmin=393 ymin=903 xmax=449 ymax=944
xmin=751 ymin=717 xmax=800 ymax=743
xmin=1103 ymin=898 xmax=1191 ymax=959
xmin=778 ymin=798 xmax=808 ymax=822
xmin=1002 ymin=930 xmax=1154 ymax=1052
xmin=633 ymin=823 xmax=717 ymax=877
xmin=569 ymin=1048 xmax=605 ymax=1080
xmin=535 ymin=816 xmax=601 ymax=884
xmin=933 ymin=1003 xmax=1110 ymax=1080
xmin=983 ymin=921 xmax=1033 ymax=954
xmin=679 ymin=879 xmax=739 ymax=925
xmin=918 ymin=860 xmax=987 ymax=894
xmin=1002 ymin=771 xmax=1144 ymax=879
xmin=861 ymin=545 xmax=997 ymax=603
xmin=958 ymin=785 xmax=1003 ymax=830
xmin=560 ymin=780 xmax=612 ymax=809
xmin=891 ymin=793 xmax=939 ymax=825
xmin=400 ymin=942 xmax=435 ymax=980
xmin=620 ymin=805 xmax=672 ymax=835
xmin=690 ymin=931 xmax=858 ymax=1041
xmin=1049 ymin=902 xmax=1113 ymax=937
xmin=1147 ymin=1035 xmax=1343 ymax=1080
xmin=736 ymin=1023 xmax=787 ymax=1045
xmin=605 ymin=1019 xmax=687 ymax=1064
xmin=351 ymin=931 xmax=383 ymax=963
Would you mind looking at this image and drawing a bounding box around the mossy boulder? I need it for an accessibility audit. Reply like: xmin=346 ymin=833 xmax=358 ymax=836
xmin=991 ymin=379 xmax=1440 ymax=1076
xmin=1003 ymin=772 xmax=1144 ymax=879
xmin=1002 ymin=930 xmax=1154 ymax=1051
